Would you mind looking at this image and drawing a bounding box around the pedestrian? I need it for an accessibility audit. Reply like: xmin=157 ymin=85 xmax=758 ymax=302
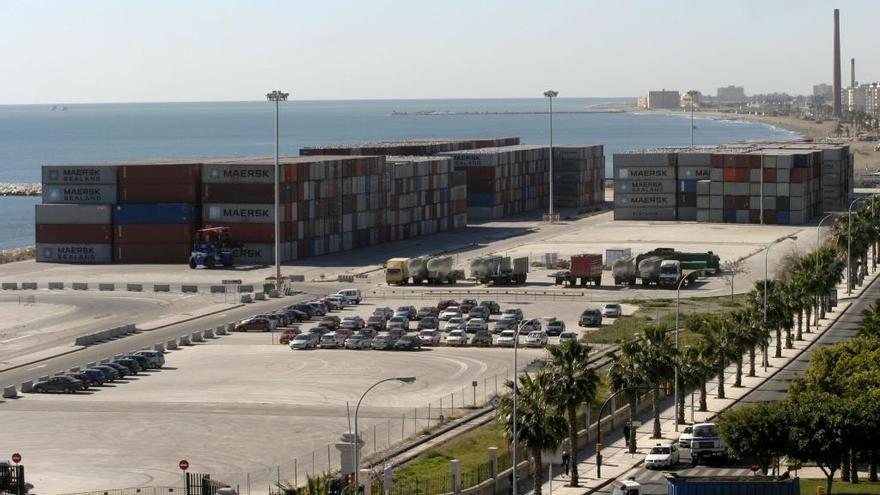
xmin=561 ymin=449 xmax=570 ymax=477
xmin=623 ymin=421 xmax=631 ymax=448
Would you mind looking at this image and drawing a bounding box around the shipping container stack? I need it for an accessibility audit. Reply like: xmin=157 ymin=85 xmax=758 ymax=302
xmin=384 ymin=156 xmax=466 ymax=240
xmin=115 ymin=162 xmax=201 ymax=263
xmin=299 ymin=137 xmax=520 ymax=157
xmin=777 ymin=143 xmax=853 ymax=211
xmin=675 ymin=152 xmax=712 ymax=221
xmin=437 ymin=145 xmax=551 ymax=220
xmin=612 ymin=152 xmax=678 ymax=220
xmin=552 ymin=145 xmax=606 ymax=209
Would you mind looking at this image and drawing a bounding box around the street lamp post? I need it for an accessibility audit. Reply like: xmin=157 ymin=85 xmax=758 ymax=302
xmin=266 ymin=90 xmax=289 ymax=289
xmin=847 ymin=197 xmax=870 ymax=295
xmin=353 ymin=376 xmax=416 ymax=491
xmin=764 ymin=235 xmax=798 ymax=366
xmin=673 ymin=274 xmax=689 ymax=431
xmin=544 ymin=90 xmax=558 ymax=222
xmin=687 ymin=90 xmax=698 ymax=147
xmin=510 ymin=318 xmax=530 ymax=495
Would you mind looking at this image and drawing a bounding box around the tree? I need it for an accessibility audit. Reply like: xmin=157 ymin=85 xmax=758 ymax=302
xmin=720 ymin=258 xmax=746 ymax=303
xmin=544 ymin=340 xmax=599 ymax=488
xmin=688 ymin=314 xmax=742 ymax=400
xmin=496 ymin=372 xmax=567 ymax=495
xmin=607 ymin=339 xmax=644 ymax=453
xmin=676 ymin=344 xmax=714 ymax=423
xmin=716 ymin=401 xmax=790 ymax=474
xmin=858 ymin=300 xmax=880 ymax=339
xmin=639 ymin=326 xmax=676 ymax=438
xmin=277 ymin=474 xmax=354 ymax=495
xmin=786 ymin=390 xmax=847 ymax=495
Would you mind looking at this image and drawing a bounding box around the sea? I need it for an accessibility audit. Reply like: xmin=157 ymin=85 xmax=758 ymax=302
xmin=0 ymin=98 xmax=798 ymax=249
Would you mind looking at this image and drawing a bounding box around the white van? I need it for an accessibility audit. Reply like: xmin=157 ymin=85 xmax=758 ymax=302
xmin=336 ymin=288 xmax=363 ymax=304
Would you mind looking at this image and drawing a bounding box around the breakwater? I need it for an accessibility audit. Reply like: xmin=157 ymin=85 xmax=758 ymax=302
xmin=0 ymin=183 xmax=41 ymax=196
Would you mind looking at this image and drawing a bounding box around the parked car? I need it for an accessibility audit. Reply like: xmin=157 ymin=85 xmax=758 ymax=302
xmin=126 ymin=354 xmax=151 ymax=370
xmin=393 ymin=310 xmax=410 ymax=320
xmin=501 ymin=308 xmax=524 ymax=322
xmin=65 ymin=372 xmax=93 ymax=389
xmin=113 ymin=358 xmax=142 ymax=374
xmin=80 ymin=368 xmax=107 ymax=386
xmin=285 ymin=309 xmax=309 ymax=322
xmin=480 ymin=300 xmax=501 ymax=314
xmin=388 ymin=316 xmax=410 ymax=331
xmin=437 ymin=299 xmax=459 ymax=311
xmin=393 ymin=335 xmax=422 ymax=351
xmin=419 ymin=329 xmax=441 ymax=346
xmin=321 ymin=296 xmax=346 ymax=310
xmin=460 ymin=299 xmax=479 ymax=313
xmin=519 ymin=319 xmax=542 ymax=334
xmin=307 ymin=326 xmax=332 ymax=338
xmin=279 ymin=328 xmax=301 ymax=345
xmin=104 ymin=362 xmax=131 ymax=378
xmin=135 ymin=350 xmax=165 ymax=368
xmin=493 ymin=318 xmax=517 ymax=334
xmin=558 ymin=332 xmax=578 ymax=345
xmin=305 ymin=302 xmax=327 ymax=316
xmin=344 ymin=334 xmax=371 ymax=350
xmin=235 ymin=317 xmax=272 ymax=332
xmin=359 ymin=326 xmax=378 ymax=339
xmin=445 ymin=317 xmax=466 ymax=332
xmin=366 ymin=315 xmax=387 ymax=331
xmin=290 ymin=333 xmax=319 ymax=350
xmin=336 ymin=288 xmax=363 ymax=304
xmin=466 ymin=305 xmax=489 ymax=321
xmin=445 ymin=329 xmax=468 ymax=347
xmin=386 ymin=327 xmax=404 ymax=342
xmin=546 ymin=320 xmax=566 ymax=337
xmin=524 ymin=331 xmax=548 ymax=348
xmin=341 ymin=316 xmax=365 ymax=329
xmin=418 ymin=316 xmax=439 ymax=331
xmin=254 ymin=314 xmax=282 ymax=329
xmin=373 ymin=307 xmax=395 ymax=320
xmin=677 ymin=426 xmax=694 ymax=448
xmin=319 ymin=315 xmax=341 ymax=330
xmin=371 ymin=335 xmax=394 ymax=350
xmin=645 ymin=442 xmax=679 ymax=469
xmin=470 ymin=330 xmax=493 ymax=347
xmin=93 ymin=365 xmax=120 ymax=381
xmin=466 ymin=318 xmax=488 ymax=333
xmin=440 ymin=307 xmax=462 ymax=321
xmin=396 ymin=305 xmax=417 ymax=320
xmin=320 ymin=332 xmax=346 ymax=349
xmin=601 ymin=303 xmax=622 ymax=318
xmin=579 ymin=309 xmax=603 ymax=327
xmin=417 ymin=306 xmax=439 ymax=319
xmin=33 ymin=376 xmax=83 ymax=393
xmin=496 ymin=330 xmax=517 ymax=347
xmin=292 ymin=303 xmax=319 ymax=318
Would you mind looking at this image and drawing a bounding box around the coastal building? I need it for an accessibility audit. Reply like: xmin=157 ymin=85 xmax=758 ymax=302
xmin=636 ymin=96 xmax=649 ymax=109
xmin=717 ymin=85 xmax=746 ymax=102
xmin=646 ymin=90 xmax=681 ymax=110
xmin=813 ymin=83 xmax=834 ymax=101
xmin=865 ymin=83 xmax=880 ymax=117
xmin=680 ymin=91 xmax=701 ymax=108
xmin=847 ymin=84 xmax=867 ymax=113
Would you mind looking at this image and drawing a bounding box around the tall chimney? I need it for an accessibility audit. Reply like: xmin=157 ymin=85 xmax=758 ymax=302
xmin=851 ymin=58 xmax=856 ymax=88
xmin=833 ymin=9 xmax=842 ymax=117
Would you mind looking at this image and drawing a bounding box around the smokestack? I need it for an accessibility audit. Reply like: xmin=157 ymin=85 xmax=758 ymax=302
xmin=833 ymin=9 xmax=841 ymax=117
xmin=851 ymin=58 xmax=856 ymax=88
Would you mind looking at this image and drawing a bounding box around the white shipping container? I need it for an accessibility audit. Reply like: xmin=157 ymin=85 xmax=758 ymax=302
xmin=614 ymin=167 xmax=675 ymax=180
xmin=614 ymin=180 xmax=676 ymax=194
xmin=202 ymin=164 xmax=274 ymax=184
xmin=42 ymin=185 xmax=117 ymax=204
xmin=35 ymin=204 xmax=112 ymax=224
xmin=203 ymin=203 xmax=283 ymax=224
xmin=604 ymin=248 xmax=631 ymax=269
xmin=42 ymin=165 xmax=118 ymax=185
xmin=36 ymin=243 xmax=113 ymax=263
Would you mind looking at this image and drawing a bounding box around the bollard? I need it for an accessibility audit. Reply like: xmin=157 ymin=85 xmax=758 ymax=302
xmin=153 ymin=284 xmax=170 ymax=292
xmin=99 ymin=283 xmax=115 ymax=291
xmin=3 ymin=385 xmax=17 ymax=399
xmin=21 ymin=282 xmax=37 ymax=290
xmin=127 ymin=284 xmax=143 ymax=292
xmin=20 ymin=381 xmax=34 ymax=393
xmin=450 ymin=459 xmax=461 ymax=494
xmin=269 ymin=289 xmax=280 ymax=298
xmin=240 ymin=294 xmax=253 ymax=303
xmin=255 ymin=292 xmax=267 ymax=301
xmin=167 ymin=339 xmax=179 ymax=350
xmin=101 ymin=359 xmax=110 ymax=364
xmin=87 ymin=362 xmax=97 ymax=368
xmin=180 ymin=335 xmax=192 ymax=346
xmin=48 ymin=282 xmax=64 ymax=290
xmin=210 ymin=285 xmax=226 ymax=293
xmin=191 ymin=331 xmax=203 ymax=343
xmin=204 ymin=328 xmax=214 ymax=339
xmin=226 ymin=323 xmax=235 ymax=333
xmin=182 ymin=285 xmax=199 ymax=293
xmin=125 ymin=324 xmax=137 ymax=334
xmin=72 ymin=282 xmax=88 ymax=290
xmin=154 ymin=343 xmax=165 ymax=352
xmin=216 ymin=324 xmax=226 ymax=336
xmin=1 ymin=282 xmax=18 ymax=290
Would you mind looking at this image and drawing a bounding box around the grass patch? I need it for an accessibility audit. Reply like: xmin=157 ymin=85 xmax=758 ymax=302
xmin=800 ymin=479 xmax=880 ymax=494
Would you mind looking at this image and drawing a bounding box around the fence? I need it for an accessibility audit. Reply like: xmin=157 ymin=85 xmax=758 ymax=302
xmin=59 ymin=488 xmax=184 ymax=495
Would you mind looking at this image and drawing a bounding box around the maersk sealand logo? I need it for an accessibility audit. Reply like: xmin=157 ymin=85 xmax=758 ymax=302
xmin=42 ymin=247 xmax=54 ymax=258
xmin=49 ymin=170 xmax=59 ymax=181
xmin=210 ymin=168 xmax=220 ymax=179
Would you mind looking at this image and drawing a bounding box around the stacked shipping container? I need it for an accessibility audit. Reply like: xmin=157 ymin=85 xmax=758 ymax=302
xmin=385 ymin=156 xmax=466 ymax=239
xmin=299 ymin=137 xmax=520 ymax=157
xmin=613 ymin=152 xmax=678 ymax=220
xmin=552 ymin=145 xmax=606 ymax=209
xmin=35 ymin=204 xmax=114 ymax=263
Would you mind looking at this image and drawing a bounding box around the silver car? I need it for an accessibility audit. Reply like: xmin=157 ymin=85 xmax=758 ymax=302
xmin=445 ymin=317 xmax=466 ymax=332
xmin=344 ymin=334 xmax=371 ymax=350
xmin=371 ymin=335 xmax=393 ymax=350
xmin=290 ymin=333 xmax=318 ymax=350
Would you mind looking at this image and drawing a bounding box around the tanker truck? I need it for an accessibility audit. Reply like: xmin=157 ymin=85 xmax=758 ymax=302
xmin=638 ymin=256 xmax=664 ymax=286
xmin=425 ymin=255 xmax=465 ymax=284
xmin=407 ymin=256 xmax=431 ymax=284
xmin=385 ymin=256 xmax=464 ymax=285
xmin=471 ymin=255 xmax=528 ymax=285
xmin=612 ymin=256 xmax=637 ymax=285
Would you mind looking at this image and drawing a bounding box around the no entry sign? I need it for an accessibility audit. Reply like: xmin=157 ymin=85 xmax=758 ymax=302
xmin=11 ymin=453 xmax=21 ymax=464
xmin=179 ymin=459 xmax=189 ymax=471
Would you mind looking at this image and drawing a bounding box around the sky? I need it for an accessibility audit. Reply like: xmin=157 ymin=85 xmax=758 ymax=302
xmin=1 ymin=0 xmax=877 ymax=104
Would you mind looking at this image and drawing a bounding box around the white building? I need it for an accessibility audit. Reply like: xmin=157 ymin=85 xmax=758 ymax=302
xmin=847 ymin=85 xmax=867 ymax=113
xmin=646 ymin=90 xmax=681 ymax=110
xmin=717 ymin=86 xmax=746 ymax=102
xmin=866 ymin=83 xmax=880 ymax=117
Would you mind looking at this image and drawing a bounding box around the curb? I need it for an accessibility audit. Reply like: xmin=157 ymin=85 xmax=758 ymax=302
xmin=138 ymin=303 xmax=246 ymax=331
xmin=0 ymin=346 xmax=85 ymax=374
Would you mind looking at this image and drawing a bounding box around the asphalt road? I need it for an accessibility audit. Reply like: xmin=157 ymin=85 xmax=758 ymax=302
xmin=595 ymin=275 xmax=877 ymax=494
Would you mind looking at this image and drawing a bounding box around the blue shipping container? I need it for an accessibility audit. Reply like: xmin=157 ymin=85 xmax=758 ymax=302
xmin=467 ymin=192 xmax=496 ymax=208
xmin=679 ymin=180 xmax=697 ymax=193
xmin=113 ymin=204 xmax=197 ymax=225
xmin=777 ymin=211 xmax=791 ymax=225
xmin=722 ymin=210 xmax=737 ymax=223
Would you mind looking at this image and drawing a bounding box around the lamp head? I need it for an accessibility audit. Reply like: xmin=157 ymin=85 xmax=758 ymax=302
xmin=397 ymin=376 xmax=416 ymax=384
xmin=543 ymin=90 xmax=559 ymax=98
xmin=266 ymin=90 xmax=289 ymax=101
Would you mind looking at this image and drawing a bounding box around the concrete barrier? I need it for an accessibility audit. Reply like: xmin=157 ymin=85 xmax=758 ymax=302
xmin=111 ymin=327 xmax=123 ymax=337
xmin=182 ymin=285 xmax=199 ymax=293
xmin=204 ymin=328 xmax=214 ymax=339
xmin=20 ymin=380 xmax=34 ymax=393
xmin=191 ymin=331 xmax=204 ymax=343
xmin=290 ymin=275 xmax=305 ymax=282
xmin=73 ymin=282 xmax=88 ymax=290
xmin=21 ymin=282 xmax=37 ymax=290
xmin=210 ymin=285 xmax=226 ymax=293
xmin=240 ymin=294 xmax=253 ymax=303
xmin=167 ymin=339 xmax=179 ymax=350
xmin=226 ymin=323 xmax=236 ymax=333
xmin=3 ymin=385 xmax=17 ymax=399
xmin=255 ymin=292 xmax=266 ymax=301
xmin=123 ymin=324 xmax=136 ymax=334
xmin=48 ymin=282 xmax=64 ymax=290
xmin=70 ymin=366 xmax=80 ymax=372
xmin=99 ymin=283 xmax=115 ymax=291
xmin=337 ymin=275 xmax=355 ymax=283
xmin=153 ymin=284 xmax=170 ymax=292
xmin=74 ymin=335 xmax=94 ymax=346
xmin=180 ymin=335 xmax=191 ymax=346
xmin=87 ymin=362 xmax=97 ymax=368
xmin=127 ymin=284 xmax=143 ymax=292
xmin=38 ymin=375 xmax=50 ymax=383
xmin=101 ymin=359 xmax=110 ymax=364
xmin=238 ymin=285 xmax=254 ymax=293
xmin=154 ymin=343 xmax=165 ymax=352
xmin=216 ymin=325 xmax=227 ymax=336
xmin=269 ymin=289 xmax=280 ymax=298
xmin=1 ymin=282 xmax=18 ymax=290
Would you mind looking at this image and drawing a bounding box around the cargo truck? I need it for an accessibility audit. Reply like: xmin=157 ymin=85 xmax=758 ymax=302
xmin=635 ymin=248 xmax=721 ymax=275
xmin=385 ymin=256 xmax=463 ymax=285
xmin=613 ymin=256 xmax=637 ymax=285
xmin=638 ymin=256 xmax=664 ymax=286
xmin=658 ymin=260 xmax=706 ymax=288
xmin=471 ymin=255 xmax=528 ymax=285
xmin=385 ymin=258 xmax=410 ymax=285
xmin=689 ymin=422 xmax=726 ymax=465
xmin=556 ymin=254 xmax=603 ymax=286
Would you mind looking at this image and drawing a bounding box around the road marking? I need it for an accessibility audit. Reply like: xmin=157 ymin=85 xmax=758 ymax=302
xmin=28 ymin=364 xmax=47 ymax=371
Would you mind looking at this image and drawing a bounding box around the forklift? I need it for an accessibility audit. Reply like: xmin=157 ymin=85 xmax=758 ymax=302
xmin=189 ymin=227 xmax=236 ymax=269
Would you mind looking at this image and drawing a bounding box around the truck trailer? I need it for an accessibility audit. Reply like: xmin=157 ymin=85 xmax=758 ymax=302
xmin=556 ymin=254 xmax=603 ymax=286
xmin=385 ymin=256 xmax=463 ymax=285
xmin=471 ymin=255 xmax=528 ymax=285
xmin=612 ymin=256 xmax=637 ymax=285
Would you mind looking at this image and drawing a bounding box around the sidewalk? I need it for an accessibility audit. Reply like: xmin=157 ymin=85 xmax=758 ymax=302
xmin=538 ymin=269 xmax=878 ymax=495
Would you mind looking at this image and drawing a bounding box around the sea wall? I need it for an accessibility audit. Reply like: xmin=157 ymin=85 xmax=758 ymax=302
xmin=0 ymin=183 xmax=41 ymax=196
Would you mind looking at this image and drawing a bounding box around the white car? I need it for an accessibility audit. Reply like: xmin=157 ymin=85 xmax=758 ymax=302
xmin=336 ymin=288 xmax=363 ymax=304
xmin=445 ymin=317 xmax=466 ymax=332
xmin=440 ymin=307 xmax=462 ymax=321
xmin=419 ymin=330 xmax=441 ymax=346
xmin=341 ymin=315 xmax=365 ymax=329
xmin=289 ymin=333 xmax=318 ymax=350
xmin=644 ymin=442 xmax=679 ymax=469
xmin=602 ymin=303 xmax=622 ymax=318
xmin=500 ymin=308 xmax=524 ymax=322
xmin=524 ymin=331 xmax=548 ymax=348
xmin=319 ymin=332 xmax=345 ymax=349
xmin=677 ymin=426 xmax=694 ymax=448
xmin=388 ymin=316 xmax=410 ymax=330
xmin=496 ymin=330 xmax=517 ymax=347
xmin=465 ymin=318 xmax=488 ymax=333
xmin=559 ymin=332 xmax=578 ymax=344
xmin=445 ymin=329 xmax=468 ymax=346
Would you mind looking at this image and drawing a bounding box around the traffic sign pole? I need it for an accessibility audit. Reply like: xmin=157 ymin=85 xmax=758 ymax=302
xmin=179 ymin=459 xmax=189 ymax=492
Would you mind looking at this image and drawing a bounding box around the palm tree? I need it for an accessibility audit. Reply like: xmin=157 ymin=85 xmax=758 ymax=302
xmin=544 ymin=340 xmax=599 ymax=488
xmin=749 ymin=279 xmax=790 ymax=359
xmin=689 ymin=314 xmax=742 ymax=400
xmin=496 ymin=372 xmax=567 ymax=495
xmin=639 ymin=326 xmax=677 ymax=438
xmin=858 ymin=299 xmax=880 ymax=339
xmin=676 ymin=344 xmax=714 ymax=422
xmin=277 ymin=474 xmax=354 ymax=495
xmin=729 ymin=309 xmax=755 ymax=387
xmin=607 ymin=339 xmax=644 ymax=453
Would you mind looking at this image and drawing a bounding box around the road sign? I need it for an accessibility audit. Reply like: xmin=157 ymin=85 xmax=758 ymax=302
xmin=11 ymin=453 xmax=21 ymax=464
xmin=750 ymin=464 xmax=760 ymax=474
xmin=179 ymin=460 xmax=189 ymax=471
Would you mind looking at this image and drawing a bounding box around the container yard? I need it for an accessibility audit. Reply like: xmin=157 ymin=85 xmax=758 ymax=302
xmin=612 ymin=143 xmax=853 ymax=224
xmin=299 ymin=137 xmax=520 ymax=157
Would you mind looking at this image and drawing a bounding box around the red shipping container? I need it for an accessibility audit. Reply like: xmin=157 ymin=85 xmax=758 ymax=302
xmin=115 ymin=244 xmax=191 ymax=263
xmin=118 ymin=163 xmax=200 ymax=185
xmin=747 ymin=155 xmax=762 ymax=169
xmin=736 ymin=168 xmax=750 ymax=182
xmin=202 ymin=183 xmax=293 ymax=203
xmin=736 ymin=196 xmax=750 ymax=209
xmin=711 ymin=154 xmax=724 ymax=168
xmin=763 ymin=169 xmax=777 ymax=182
xmin=791 ymin=168 xmax=805 ymax=183
xmin=762 ymin=210 xmax=777 ymax=224
xmin=115 ymin=224 xmax=196 ymax=245
xmin=37 ymin=224 xmax=112 ymax=244
xmin=723 ymin=168 xmax=737 ymax=181
xmin=119 ymin=184 xmax=199 ymax=203
xmin=570 ymin=254 xmax=603 ymax=280
xmin=723 ymin=195 xmax=736 ymax=209
xmin=749 ymin=210 xmax=761 ymax=223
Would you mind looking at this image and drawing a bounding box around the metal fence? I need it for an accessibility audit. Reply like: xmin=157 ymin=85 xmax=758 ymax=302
xmin=60 ymin=488 xmax=184 ymax=495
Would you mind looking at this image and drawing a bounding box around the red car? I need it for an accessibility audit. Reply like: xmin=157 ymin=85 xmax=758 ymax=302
xmin=318 ymin=315 xmax=341 ymax=330
xmin=279 ymin=328 xmax=301 ymax=345
xmin=437 ymin=299 xmax=460 ymax=311
xmin=460 ymin=299 xmax=479 ymax=313
xmin=235 ymin=317 xmax=272 ymax=332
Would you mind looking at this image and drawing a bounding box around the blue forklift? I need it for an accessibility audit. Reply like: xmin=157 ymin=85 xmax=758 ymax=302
xmin=189 ymin=227 xmax=235 ymax=269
